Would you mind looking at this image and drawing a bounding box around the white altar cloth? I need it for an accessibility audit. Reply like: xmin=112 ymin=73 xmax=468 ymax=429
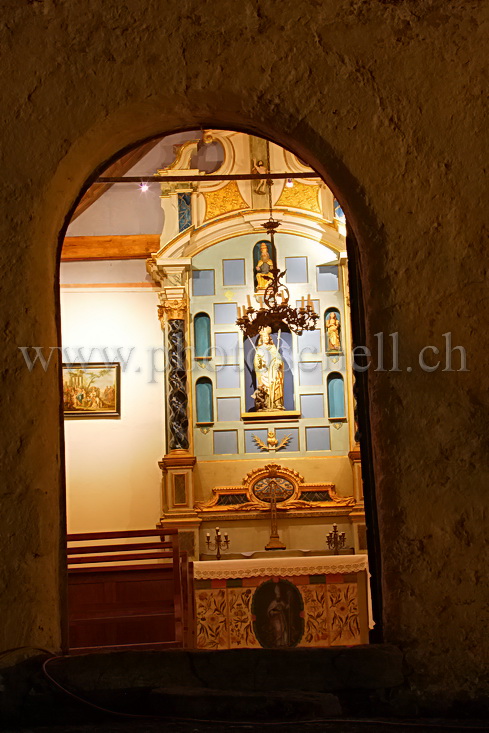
xmin=194 ymin=554 xmax=369 ymax=579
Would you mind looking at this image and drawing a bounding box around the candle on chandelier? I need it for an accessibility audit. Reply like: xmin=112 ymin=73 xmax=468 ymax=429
xmin=247 ymin=295 xmax=252 ymax=308
xmin=301 ymin=295 xmax=305 ymax=309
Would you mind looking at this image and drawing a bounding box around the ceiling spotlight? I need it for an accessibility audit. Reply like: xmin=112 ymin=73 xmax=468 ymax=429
xmin=285 ymin=178 xmax=294 ymax=188
xmin=139 ymin=182 xmax=149 ymax=192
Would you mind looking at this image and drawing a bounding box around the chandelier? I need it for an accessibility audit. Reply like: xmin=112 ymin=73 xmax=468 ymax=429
xmin=236 ymin=264 xmax=318 ymax=337
xmin=236 ymin=144 xmax=319 ymax=339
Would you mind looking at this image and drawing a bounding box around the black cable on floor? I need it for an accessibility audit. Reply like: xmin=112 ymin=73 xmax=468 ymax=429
xmin=41 ymin=655 xmax=487 ymax=730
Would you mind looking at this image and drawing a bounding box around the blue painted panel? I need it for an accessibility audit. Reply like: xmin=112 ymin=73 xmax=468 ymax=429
xmin=298 ymin=361 xmax=323 ymax=386
xmin=215 ymin=332 xmax=239 ymax=360
xmin=214 ymin=303 xmax=238 ymax=324
xmin=300 ymin=393 xmax=324 ymax=418
xmin=327 ymin=373 xmax=345 ymax=418
xmin=285 ymin=257 xmax=308 ymax=283
xmin=306 ymin=426 xmax=331 ymax=451
xmin=297 ymin=329 xmax=321 ymax=357
xmin=194 ymin=312 xmax=211 ymax=357
xmin=214 ymin=430 xmax=238 ymax=455
xmin=217 ymin=397 xmax=241 ymax=422
xmin=245 ymin=429 xmax=268 ymax=453
xmin=216 ymin=364 xmax=240 ymax=389
xmin=196 ymin=377 xmax=213 ymax=423
xmin=275 ymin=427 xmax=299 ymax=451
xmin=193 ymin=269 xmax=215 ymax=296
xmin=223 ymin=259 xmax=246 ymax=286
xmin=317 ymin=265 xmax=339 ymax=291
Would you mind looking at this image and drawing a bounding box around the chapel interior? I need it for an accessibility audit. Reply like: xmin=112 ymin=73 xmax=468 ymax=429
xmin=61 ymin=129 xmax=371 ymax=651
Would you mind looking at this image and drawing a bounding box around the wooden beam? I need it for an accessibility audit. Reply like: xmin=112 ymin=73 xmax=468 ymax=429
xmin=61 ymin=234 xmax=160 ymax=261
xmin=97 ymin=172 xmax=319 ymax=183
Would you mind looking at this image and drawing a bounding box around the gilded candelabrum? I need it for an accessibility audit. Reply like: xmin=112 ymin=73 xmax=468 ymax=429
xmin=206 ymin=527 xmax=230 ymax=560
xmin=326 ymin=523 xmax=346 ymax=555
xmin=236 ymin=267 xmax=319 ymax=338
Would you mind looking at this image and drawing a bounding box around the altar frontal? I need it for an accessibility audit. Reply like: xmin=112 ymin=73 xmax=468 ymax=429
xmin=194 ymin=555 xmax=370 ymax=649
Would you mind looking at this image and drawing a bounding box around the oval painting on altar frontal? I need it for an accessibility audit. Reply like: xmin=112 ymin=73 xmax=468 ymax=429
xmin=252 ymin=579 xmax=304 ymax=648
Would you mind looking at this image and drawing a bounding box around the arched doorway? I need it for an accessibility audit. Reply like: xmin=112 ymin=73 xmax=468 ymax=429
xmin=59 ymin=128 xmax=382 ymax=650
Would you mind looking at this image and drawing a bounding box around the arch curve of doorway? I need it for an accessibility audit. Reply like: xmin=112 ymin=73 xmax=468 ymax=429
xmin=56 ymin=122 xmax=383 ymax=652
xmin=8 ymin=107 xmax=384 ymax=658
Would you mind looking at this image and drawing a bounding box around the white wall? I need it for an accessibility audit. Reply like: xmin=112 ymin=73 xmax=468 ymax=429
xmin=61 ymin=285 xmax=165 ymax=532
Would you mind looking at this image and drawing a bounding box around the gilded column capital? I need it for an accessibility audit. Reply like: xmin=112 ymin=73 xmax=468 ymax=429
xmin=158 ymin=298 xmax=187 ymax=322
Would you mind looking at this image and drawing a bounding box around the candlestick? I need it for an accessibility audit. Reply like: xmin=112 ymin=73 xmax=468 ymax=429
xmin=206 ymin=527 xmax=230 ymax=561
xmin=326 ymin=523 xmax=346 ymax=555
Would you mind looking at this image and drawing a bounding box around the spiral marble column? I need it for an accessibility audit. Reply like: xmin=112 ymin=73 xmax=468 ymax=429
xmin=158 ymin=298 xmax=189 ymax=452
xmin=155 ymin=289 xmax=199 ymax=560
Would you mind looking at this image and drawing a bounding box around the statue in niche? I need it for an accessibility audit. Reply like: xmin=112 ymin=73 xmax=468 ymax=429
xmin=255 ymin=241 xmax=274 ymax=291
xmin=252 ymin=159 xmax=267 ymax=195
xmin=325 ymin=311 xmax=341 ymax=352
xmin=252 ymin=326 xmax=284 ymax=412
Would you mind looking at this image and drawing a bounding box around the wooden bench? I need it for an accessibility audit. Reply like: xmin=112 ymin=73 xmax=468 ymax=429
xmin=67 ymin=528 xmax=193 ymax=652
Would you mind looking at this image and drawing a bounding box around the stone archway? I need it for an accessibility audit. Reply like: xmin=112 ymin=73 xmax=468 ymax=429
xmin=57 ymin=124 xmax=382 ymax=650
xmin=3 ymin=108 xmax=380 ymax=658
xmin=2 ymin=4 xmax=486 ymax=705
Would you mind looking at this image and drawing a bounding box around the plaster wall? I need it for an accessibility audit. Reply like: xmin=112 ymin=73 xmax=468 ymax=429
xmin=198 ymin=516 xmax=355 ymax=556
xmin=0 ymin=0 xmax=487 ymax=707
xmin=60 ymin=284 xmax=164 ymax=532
xmin=194 ymin=455 xmax=354 ymax=503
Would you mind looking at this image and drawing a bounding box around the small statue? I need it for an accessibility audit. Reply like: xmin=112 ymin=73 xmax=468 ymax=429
xmin=325 ymin=311 xmax=341 ymax=352
xmin=253 ymin=385 xmax=269 ymax=412
xmin=255 ymin=242 xmax=274 ymax=291
xmin=252 ymin=159 xmax=267 ymax=195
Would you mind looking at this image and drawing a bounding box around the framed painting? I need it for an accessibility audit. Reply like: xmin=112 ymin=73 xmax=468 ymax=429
xmin=62 ymin=362 xmax=121 ymax=419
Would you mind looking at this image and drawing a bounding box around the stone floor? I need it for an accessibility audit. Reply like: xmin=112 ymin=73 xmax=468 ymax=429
xmin=2 ymin=649 xmax=487 ymax=732
xmin=5 ymin=718 xmax=488 ymax=732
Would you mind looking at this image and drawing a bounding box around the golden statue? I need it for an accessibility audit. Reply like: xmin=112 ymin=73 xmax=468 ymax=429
xmin=255 ymin=242 xmax=274 ymax=291
xmin=325 ymin=311 xmax=341 ymax=351
xmin=252 ymin=326 xmax=284 ymax=411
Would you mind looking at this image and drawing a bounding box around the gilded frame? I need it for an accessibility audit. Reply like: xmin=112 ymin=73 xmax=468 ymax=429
xmin=62 ymin=362 xmax=121 ymax=419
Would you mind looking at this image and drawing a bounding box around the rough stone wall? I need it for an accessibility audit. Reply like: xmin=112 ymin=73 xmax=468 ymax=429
xmin=0 ymin=0 xmax=487 ymax=708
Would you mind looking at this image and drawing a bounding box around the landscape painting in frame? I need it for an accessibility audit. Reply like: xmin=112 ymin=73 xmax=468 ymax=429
xmin=63 ymin=362 xmax=121 ymax=419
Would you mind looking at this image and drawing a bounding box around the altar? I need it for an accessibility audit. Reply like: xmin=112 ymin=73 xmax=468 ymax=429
xmin=194 ymin=554 xmax=370 ymax=649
